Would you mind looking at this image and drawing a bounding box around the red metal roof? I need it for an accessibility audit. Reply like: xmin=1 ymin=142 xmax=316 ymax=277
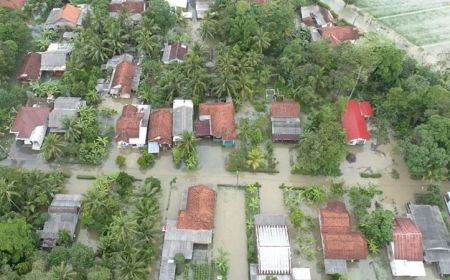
xmin=0 ymin=0 xmax=25 ymax=9
xmin=177 ymin=185 xmax=216 ymax=230
xmin=59 ymin=4 xmax=81 ymax=24
xmin=194 ymin=119 xmax=211 ymax=137
xmin=359 ymin=101 xmax=373 ymax=118
xmin=341 ymin=99 xmax=370 ymax=143
xmin=109 ymin=1 xmax=145 ymax=13
xmin=320 ymin=26 xmax=360 ymax=46
xmin=17 ymin=53 xmax=41 ymax=81
xmin=11 ymin=107 xmax=50 ymax=138
xmin=148 ymin=109 xmax=172 ymax=146
xmin=320 ymin=201 xmax=368 ymax=260
xmin=111 ymin=61 xmax=137 ymax=95
xmin=270 ymin=101 xmax=300 ymax=118
xmin=115 ymin=105 xmax=144 ymax=143
xmin=199 ymin=101 xmax=236 ymax=141
xmin=169 ymin=42 xmax=188 ymax=61
xmin=393 ymin=217 xmax=423 ymax=261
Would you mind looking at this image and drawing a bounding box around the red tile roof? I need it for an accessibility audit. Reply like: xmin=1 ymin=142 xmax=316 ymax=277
xmin=0 ymin=0 xmax=25 ymax=9
xmin=11 ymin=107 xmax=50 ymax=138
xmin=341 ymin=99 xmax=370 ymax=143
xmin=198 ymin=101 xmax=236 ymax=141
xmin=17 ymin=53 xmax=41 ymax=81
xmin=177 ymin=185 xmax=216 ymax=230
xmin=109 ymin=1 xmax=145 ymax=13
xmin=393 ymin=217 xmax=423 ymax=261
xmin=59 ymin=4 xmax=81 ymax=24
xmin=194 ymin=119 xmax=211 ymax=137
xmin=320 ymin=201 xmax=368 ymax=260
xmin=111 ymin=61 xmax=137 ymax=95
xmin=320 ymin=201 xmax=351 ymax=234
xmin=115 ymin=105 xmax=144 ymax=143
xmin=148 ymin=109 xmax=172 ymax=146
xmin=320 ymin=26 xmax=360 ymax=46
xmin=169 ymin=42 xmax=188 ymax=61
xmin=271 ymin=101 xmax=300 ymax=118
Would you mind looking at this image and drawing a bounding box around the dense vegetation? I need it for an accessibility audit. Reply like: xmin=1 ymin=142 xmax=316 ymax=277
xmin=244 ymin=182 xmax=261 ymax=263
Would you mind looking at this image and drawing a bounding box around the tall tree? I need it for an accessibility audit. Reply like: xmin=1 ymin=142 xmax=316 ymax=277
xmin=42 ymin=134 xmax=64 ymax=161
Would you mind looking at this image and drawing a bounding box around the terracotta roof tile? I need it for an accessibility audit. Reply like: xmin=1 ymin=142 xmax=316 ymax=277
xmin=270 ymin=101 xmax=300 ymax=118
xmin=115 ymin=105 xmax=144 ymax=143
xmin=111 ymin=61 xmax=137 ymax=95
xmin=59 ymin=4 xmax=81 ymax=24
xmin=320 ymin=26 xmax=360 ymax=46
xmin=198 ymin=101 xmax=236 ymax=141
xmin=393 ymin=217 xmax=423 ymax=261
xmin=148 ymin=109 xmax=172 ymax=146
xmin=177 ymin=185 xmax=216 ymax=230
xmin=109 ymin=1 xmax=145 ymax=13
xmin=11 ymin=107 xmax=50 ymax=138
xmin=194 ymin=119 xmax=211 ymax=137
xmin=17 ymin=53 xmax=41 ymax=81
xmin=0 ymin=0 xmax=25 ymax=9
xmin=320 ymin=201 xmax=368 ymax=260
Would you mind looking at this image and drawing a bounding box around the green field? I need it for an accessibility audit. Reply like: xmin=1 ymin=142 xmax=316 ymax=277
xmin=357 ymin=0 xmax=450 ymax=46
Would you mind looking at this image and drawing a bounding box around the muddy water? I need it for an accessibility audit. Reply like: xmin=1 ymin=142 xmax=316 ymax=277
xmin=213 ymin=188 xmax=248 ymax=280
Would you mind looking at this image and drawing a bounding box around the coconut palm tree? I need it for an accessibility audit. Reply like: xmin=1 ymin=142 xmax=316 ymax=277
xmin=237 ymin=72 xmax=255 ymax=101
xmin=108 ymin=213 xmax=138 ymax=245
xmin=86 ymin=35 xmax=110 ymax=64
xmin=86 ymin=89 xmax=101 ymax=106
xmin=185 ymin=155 xmax=198 ymax=170
xmin=51 ymin=262 xmax=75 ymax=280
xmin=200 ymin=18 xmax=216 ymax=41
xmin=252 ymin=27 xmax=271 ymax=53
xmin=178 ymin=131 xmax=197 ymax=158
xmin=42 ymin=133 xmax=64 ymax=161
xmin=62 ymin=117 xmax=81 ymax=143
xmin=0 ymin=178 xmax=20 ymax=212
xmin=115 ymin=248 xmax=149 ymax=280
xmin=135 ymin=28 xmax=160 ymax=56
xmin=246 ymin=147 xmax=265 ymax=171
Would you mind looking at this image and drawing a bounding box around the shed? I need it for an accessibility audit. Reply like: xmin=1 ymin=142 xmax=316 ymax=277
xmin=48 ymin=97 xmax=85 ymax=132
xmin=270 ymin=101 xmax=301 ymax=142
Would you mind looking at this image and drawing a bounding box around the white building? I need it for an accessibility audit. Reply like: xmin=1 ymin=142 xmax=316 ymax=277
xmin=172 ymin=99 xmax=193 ymax=142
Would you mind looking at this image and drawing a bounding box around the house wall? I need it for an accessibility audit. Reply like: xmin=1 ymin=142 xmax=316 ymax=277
xmin=128 ymin=126 xmax=147 ymax=147
xmin=348 ymin=138 xmax=367 ymax=145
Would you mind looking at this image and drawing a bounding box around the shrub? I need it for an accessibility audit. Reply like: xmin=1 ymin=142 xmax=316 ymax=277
xmin=115 ymin=155 xmax=126 ymax=167
xmin=69 ymin=243 xmax=95 ymax=271
xmin=48 ymin=246 xmax=70 ymax=267
xmin=76 ymin=175 xmax=97 ymax=180
xmin=289 ymin=208 xmax=304 ymax=228
xmin=174 ymin=253 xmax=185 ymax=275
xmin=330 ymin=181 xmax=345 ymax=197
xmin=172 ymin=146 xmax=182 ymax=168
xmin=360 ymin=172 xmax=382 ymax=178
xmin=56 ymin=229 xmax=72 ymax=247
xmin=137 ymin=150 xmax=155 ymax=169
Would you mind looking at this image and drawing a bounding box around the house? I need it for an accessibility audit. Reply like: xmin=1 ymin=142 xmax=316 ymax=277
xmin=300 ymin=5 xmax=334 ymax=28
xmin=319 ymin=26 xmax=360 ymax=46
xmin=44 ymin=3 xmax=89 ymax=29
xmin=48 ymin=97 xmax=85 ymax=133
xmin=40 ymin=194 xmax=82 ymax=249
xmin=196 ymin=0 xmax=210 ymax=19
xmin=249 ymin=214 xmax=311 ymax=280
xmin=108 ymin=55 xmax=141 ymax=98
xmin=10 ymin=107 xmax=51 ymax=150
xmin=341 ymin=99 xmax=373 ymax=145
xmin=388 ymin=217 xmax=426 ymax=277
xmin=165 ymin=0 xmax=187 ymax=10
xmin=161 ymin=42 xmax=188 ymax=64
xmin=319 ymin=201 xmax=368 ymax=274
xmin=172 ymin=99 xmax=193 ymax=142
xmin=115 ymin=104 xmax=150 ymax=148
xmin=408 ymin=203 xmax=450 ymax=276
xmin=270 ymin=101 xmax=302 ymax=142
xmin=159 ymin=185 xmax=216 ymax=280
xmin=148 ymin=109 xmax=172 ymax=153
xmin=109 ymin=0 xmax=145 ymax=23
xmin=40 ymin=43 xmax=72 ymax=76
xmin=195 ymin=99 xmax=236 ymax=146
xmin=0 ymin=0 xmax=25 ymax=9
xmin=17 ymin=52 xmax=41 ymax=82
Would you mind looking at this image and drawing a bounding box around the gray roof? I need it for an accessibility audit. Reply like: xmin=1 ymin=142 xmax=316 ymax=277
xmin=408 ymin=203 xmax=450 ymax=270
xmin=254 ymin=214 xmax=287 ymax=226
xmin=40 ymin=194 xmax=82 ymax=242
xmin=159 ymin=258 xmax=176 ymax=280
xmin=172 ymin=99 xmax=193 ymax=140
xmin=40 ymin=52 xmax=68 ymax=71
xmin=271 ymin=117 xmax=302 ymax=136
xmin=324 ymin=259 xmax=347 ymax=274
xmin=48 ymin=97 xmax=85 ymax=131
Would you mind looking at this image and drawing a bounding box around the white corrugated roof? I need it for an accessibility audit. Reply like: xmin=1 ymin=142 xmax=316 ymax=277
xmin=256 ymin=225 xmax=291 ymax=275
xmin=390 ymin=260 xmax=426 ymax=277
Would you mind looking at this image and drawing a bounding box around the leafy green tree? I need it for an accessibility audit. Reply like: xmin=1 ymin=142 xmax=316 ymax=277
xmin=48 ymin=247 xmax=70 ymax=267
xmin=142 ymin=0 xmax=176 ymax=34
xmin=0 ymin=218 xmax=34 ymax=266
xmin=137 ymin=150 xmax=155 ymax=169
xmin=115 ymin=155 xmax=126 ymax=168
xmin=42 ymin=134 xmax=64 ymax=161
xmin=56 ymin=230 xmax=73 ymax=247
xmin=69 ymin=243 xmax=95 ymax=271
xmin=87 ymin=266 xmax=112 ymax=280
xmin=115 ymin=248 xmax=149 ymax=280
xmin=0 ymin=178 xmax=20 ymax=213
xmin=0 ymin=40 xmax=18 ymax=82
xmin=359 ymin=208 xmax=394 ymax=249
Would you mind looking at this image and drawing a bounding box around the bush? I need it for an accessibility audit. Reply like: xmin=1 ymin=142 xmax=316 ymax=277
xmin=56 ymin=229 xmax=72 ymax=247
xmin=76 ymin=175 xmax=97 ymax=180
xmin=115 ymin=155 xmax=126 ymax=168
xmin=69 ymin=243 xmax=95 ymax=271
xmin=137 ymin=150 xmax=155 ymax=169
xmin=360 ymin=172 xmax=382 ymax=178
xmin=174 ymin=253 xmax=185 ymax=275
xmin=415 ymin=185 xmax=445 ymax=210
xmin=48 ymin=247 xmax=70 ymax=267
xmin=330 ymin=181 xmax=345 ymax=197
xmin=115 ymin=171 xmax=136 ymax=198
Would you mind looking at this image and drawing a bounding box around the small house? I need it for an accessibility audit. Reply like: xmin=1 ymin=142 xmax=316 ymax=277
xmin=10 ymin=107 xmax=51 ymax=150
xmin=44 ymin=3 xmax=89 ymax=29
xmin=408 ymin=203 xmax=450 ymax=277
xmin=148 ymin=109 xmax=172 ymax=153
xmin=40 ymin=194 xmax=82 ymax=249
xmin=300 ymin=5 xmax=334 ymax=28
xmin=172 ymin=99 xmax=193 ymax=142
xmin=341 ymin=99 xmax=373 ymax=145
xmin=270 ymin=101 xmax=302 ymax=142
xmin=17 ymin=52 xmax=41 ymax=82
xmin=109 ymin=0 xmax=145 ymax=23
xmin=48 ymin=97 xmax=85 ymax=133
xmin=319 ymin=26 xmax=360 ymax=46
xmin=388 ymin=217 xmax=426 ymax=277
xmin=115 ymin=104 xmax=150 ymax=148
xmin=108 ymin=56 xmax=141 ymax=98
xmin=40 ymin=43 xmax=72 ymax=76
xmin=319 ymin=201 xmax=368 ymax=274
xmin=195 ymin=100 xmax=236 ymax=147
xmin=161 ymin=42 xmax=188 ymax=64
xmin=0 ymin=0 xmax=25 ymax=9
